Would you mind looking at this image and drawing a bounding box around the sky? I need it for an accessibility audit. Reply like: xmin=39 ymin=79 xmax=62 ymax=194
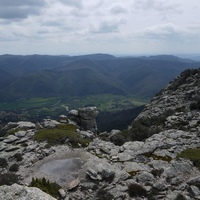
xmin=0 ymin=0 xmax=200 ymax=56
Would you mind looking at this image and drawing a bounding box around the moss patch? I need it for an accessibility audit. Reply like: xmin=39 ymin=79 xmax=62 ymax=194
xmin=143 ymin=152 xmax=172 ymax=162
xmin=128 ymin=170 xmax=140 ymax=176
xmin=177 ymin=148 xmax=200 ymax=170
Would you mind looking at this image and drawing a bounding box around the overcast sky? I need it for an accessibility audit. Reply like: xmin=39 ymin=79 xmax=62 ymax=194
xmin=0 ymin=0 xmax=199 ymax=55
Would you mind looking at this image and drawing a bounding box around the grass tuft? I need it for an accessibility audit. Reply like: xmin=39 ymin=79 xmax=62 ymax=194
xmin=34 ymin=124 xmax=91 ymax=148
xmin=177 ymin=148 xmax=200 ymax=170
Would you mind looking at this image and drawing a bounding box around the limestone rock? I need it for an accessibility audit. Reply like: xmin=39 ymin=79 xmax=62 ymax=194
xmin=42 ymin=118 xmax=60 ymax=128
xmin=137 ymin=172 xmax=154 ymax=183
xmin=4 ymin=135 xmax=18 ymax=143
xmin=17 ymin=121 xmax=36 ymax=129
xmin=69 ymin=107 xmax=98 ymax=132
xmin=65 ymin=178 xmax=80 ymax=190
xmin=0 ymin=184 xmax=56 ymax=200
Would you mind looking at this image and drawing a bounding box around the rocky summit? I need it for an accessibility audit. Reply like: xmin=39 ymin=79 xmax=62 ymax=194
xmin=0 ymin=68 xmax=200 ymax=200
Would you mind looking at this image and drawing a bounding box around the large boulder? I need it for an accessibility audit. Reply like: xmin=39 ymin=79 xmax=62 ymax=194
xmin=69 ymin=107 xmax=98 ymax=132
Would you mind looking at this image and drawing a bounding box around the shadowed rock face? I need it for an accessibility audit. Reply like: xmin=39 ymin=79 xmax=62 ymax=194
xmin=40 ymin=158 xmax=83 ymax=186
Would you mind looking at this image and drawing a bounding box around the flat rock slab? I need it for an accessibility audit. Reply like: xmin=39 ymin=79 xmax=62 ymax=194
xmin=40 ymin=158 xmax=83 ymax=186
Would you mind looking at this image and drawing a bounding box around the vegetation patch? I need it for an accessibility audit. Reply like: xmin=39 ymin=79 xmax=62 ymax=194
xmin=143 ymin=152 xmax=172 ymax=162
xmin=0 ymin=173 xmax=19 ymax=186
xmin=6 ymin=127 xmax=29 ymax=136
xmin=190 ymin=99 xmax=200 ymax=110
xmin=125 ymin=109 xmax=176 ymax=141
xmin=151 ymin=169 xmax=163 ymax=178
xmin=128 ymin=170 xmax=140 ymax=176
xmin=0 ymin=158 xmax=8 ymax=168
xmin=128 ymin=183 xmax=147 ymax=198
xmin=177 ymin=148 xmax=200 ymax=170
xmin=95 ymin=185 xmax=114 ymax=200
xmin=9 ymin=163 xmax=19 ymax=172
xmin=13 ymin=153 xmax=23 ymax=162
xmin=29 ymin=177 xmax=61 ymax=199
xmin=175 ymin=193 xmax=187 ymax=200
xmin=34 ymin=124 xmax=91 ymax=147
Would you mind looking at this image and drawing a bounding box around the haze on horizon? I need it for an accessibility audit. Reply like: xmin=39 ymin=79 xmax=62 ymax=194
xmin=0 ymin=0 xmax=200 ymax=56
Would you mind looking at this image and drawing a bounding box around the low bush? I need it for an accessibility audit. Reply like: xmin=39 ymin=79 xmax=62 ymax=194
xmin=128 ymin=183 xmax=147 ymax=198
xmin=177 ymin=148 xmax=200 ymax=170
xmin=9 ymin=163 xmax=19 ymax=172
xmin=95 ymin=185 xmax=114 ymax=200
xmin=29 ymin=177 xmax=61 ymax=198
xmin=0 ymin=158 xmax=8 ymax=168
xmin=110 ymin=132 xmax=127 ymax=146
xmin=34 ymin=124 xmax=91 ymax=147
xmin=151 ymin=168 xmax=164 ymax=178
xmin=190 ymin=99 xmax=200 ymax=110
xmin=0 ymin=173 xmax=19 ymax=185
xmin=175 ymin=193 xmax=187 ymax=200
xmin=13 ymin=153 xmax=23 ymax=161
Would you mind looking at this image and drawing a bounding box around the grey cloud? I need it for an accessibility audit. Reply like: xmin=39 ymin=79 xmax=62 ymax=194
xmin=42 ymin=21 xmax=63 ymax=27
xmin=134 ymin=0 xmax=180 ymax=13
xmin=110 ymin=5 xmax=127 ymax=14
xmin=92 ymin=21 xmax=119 ymax=34
xmin=0 ymin=0 xmax=46 ymax=7
xmin=0 ymin=0 xmax=46 ymax=20
xmin=0 ymin=7 xmax=41 ymax=19
xmin=137 ymin=23 xmax=184 ymax=41
xmin=59 ymin=0 xmax=83 ymax=8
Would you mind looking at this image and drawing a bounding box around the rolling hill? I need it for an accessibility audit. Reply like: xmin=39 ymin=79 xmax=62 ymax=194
xmin=0 ymin=54 xmax=199 ymax=101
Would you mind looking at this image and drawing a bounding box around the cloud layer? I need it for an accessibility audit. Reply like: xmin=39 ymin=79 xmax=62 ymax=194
xmin=0 ymin=0 xmax=200 ymax=55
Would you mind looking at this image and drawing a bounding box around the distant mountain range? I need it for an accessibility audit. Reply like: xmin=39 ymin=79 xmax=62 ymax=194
xmin=0 ymin=54 xmax=199 ymax=101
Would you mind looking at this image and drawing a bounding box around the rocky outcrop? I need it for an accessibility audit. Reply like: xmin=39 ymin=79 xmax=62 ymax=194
xmin=0 ymin=111 xmax=20 ymax=124
xmin=0 ymin=183 xmax=56 ymax=200
xmin=69 ymin=107 xmax=98 ymax=133
xmin=0 ymin=68 xmax=200 ymax=199
xmin=84 ymin=128 xmax=200 ymax=199
xmin=128 ymin=68 xmax=200 ymax=141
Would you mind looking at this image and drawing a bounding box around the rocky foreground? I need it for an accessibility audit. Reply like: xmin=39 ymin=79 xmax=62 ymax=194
xmin=0 ymin=68 xmax=200 ymax=200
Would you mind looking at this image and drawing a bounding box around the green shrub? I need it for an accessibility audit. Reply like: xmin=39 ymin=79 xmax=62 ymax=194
xmin=177 ymin=148 xmax=200 ymax=170
xmin=128 ymin=183 xmax=147 ymax=198
xmin=0 ymin=158 xmax=8 ymax=168
xmin=110 ymin=132 xmax=127 ymax=146
xmin=190 ymin=99 xmax=200 ymax=110
xmin=34 ymin=124 xmax=91 ymax=148
xmin=0 ymin=173 xmax=19 ymax=185
xmin=175 ymin=193 xmax=187 ymax=200
xmin=151 ymin=169 xmax=163 ymax=178
xmin=13 ymin=153 xmax=23 ymax=161
xmin=9 ymin=163 xmax=19 ymax=172
xmin=95 ymin=185 xmax=114 ymax=200
xmin=29 ymin=177 xmax=61 ymax=198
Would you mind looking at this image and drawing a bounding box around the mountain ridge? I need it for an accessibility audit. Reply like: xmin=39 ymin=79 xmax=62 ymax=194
xmin=0 ymin=54 xmax=199 ymax=101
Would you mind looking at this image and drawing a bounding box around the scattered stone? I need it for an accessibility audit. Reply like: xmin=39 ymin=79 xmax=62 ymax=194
xmin=4 ymin=135 xmax=18 ymax=143
xmin=15 ymin=130 xmax=27 ymax=138
xmin=42 ymin=118 xmax=60 ymax=128
xmin=65 ymin=178 xmax=80 ymax=190
xmin=137 ymin=172 xmax=154 ymax=183
xmin=59 ymin=188 xmax=67 ymax=198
